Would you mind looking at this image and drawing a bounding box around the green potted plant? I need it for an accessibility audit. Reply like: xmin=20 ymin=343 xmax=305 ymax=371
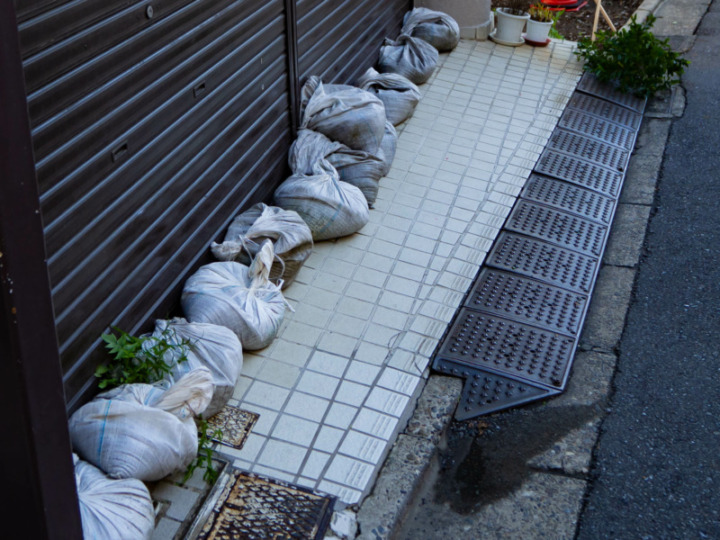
xmin=492 ymin=0 xmax=530 ymax=46
xmin=525 ymin=4 xmax=557 ymax=45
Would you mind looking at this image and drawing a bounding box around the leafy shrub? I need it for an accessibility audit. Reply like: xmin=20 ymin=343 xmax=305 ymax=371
xmin=575 ymin=14 xmax=689 ymax=97
xmin=182 ymin=417 xmax=223 ymax=485
xmin=95 ymin=326 xmax=190 ymax=389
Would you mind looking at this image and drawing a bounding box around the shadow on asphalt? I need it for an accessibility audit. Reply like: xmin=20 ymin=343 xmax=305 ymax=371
xmin=434 ymin=402 xmax=603 ymax=514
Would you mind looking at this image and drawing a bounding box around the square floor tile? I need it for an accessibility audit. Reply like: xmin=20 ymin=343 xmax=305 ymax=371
xmin=272 ymin=415 xmax=319 ymax=447
xmin=285 ymin=393 xmax=330 ymax=423
xmin=259 ymin=439 xmax=308 ymax=474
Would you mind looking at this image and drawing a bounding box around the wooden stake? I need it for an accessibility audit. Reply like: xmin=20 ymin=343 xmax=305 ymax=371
xmin=591 ymin=0 xmax=617 ymax=41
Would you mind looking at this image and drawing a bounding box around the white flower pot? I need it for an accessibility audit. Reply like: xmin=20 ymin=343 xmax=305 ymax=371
xmin=494 ymin=8 xmax=530 ymax=44
xmin=525 ymin=19 xmax=553 ymax=44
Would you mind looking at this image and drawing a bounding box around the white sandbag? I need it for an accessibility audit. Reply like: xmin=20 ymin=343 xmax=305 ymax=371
xmin=154 ymin=318 xmax=242 ymax=418
xmin=211 ymin=203 xmax=313 ymax=289
xmin=357 ymin=68 xmax=421 ymax=126
xmin=300 ymin=75 xmax=387 ymax=153
xmin=277 ymin=129 xmax=370 ymax=240
xmin=326 ymin=121 xmax=397 ymax=206
xmin=288 ymin=125 xmax=344 ymax=176
xmin=69 ymin=368 xmax=214 ymax=482
xmin=402 ymin=7 xmax=460 ymax=52
xmin=182 ymin=246 xmax=287 ymax=350
xmin=378 ymin=34 xmax=439 ymax=85
xmin=325 ymin=147 xmax=384 ymax=206
xmin=74 ymin=454 xmax=154 ymax=540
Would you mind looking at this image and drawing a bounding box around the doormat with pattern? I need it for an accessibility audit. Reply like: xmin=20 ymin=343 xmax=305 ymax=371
xmin=196 ymin=470 xmax=335 ymax=540
xmin=206 ymin=405 xmax=259 ymax=450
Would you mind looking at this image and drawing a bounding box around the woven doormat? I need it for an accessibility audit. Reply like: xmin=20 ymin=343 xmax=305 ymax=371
xmin=197 ymin=470 xmax=335 ymax=540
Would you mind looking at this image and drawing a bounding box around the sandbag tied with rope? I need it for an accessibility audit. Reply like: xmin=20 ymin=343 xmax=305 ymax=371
xmin=182 ymin=241 xmax=289 ymax=351
xmin=275 ymin=129 xmax=369 ymax=240
xmin=69 ymin=368 xmax=214 ymax=482
xmin=357 ymin=68 xmax=422 ymax=126
xmin=302 ymin=119 xmax=395 ymax=208
xmin=401 ymin=7 xmax=460 ymax=52
xmin=377 ymin=33 xmax=439 ymax=85
xmin=153 ymin=318 xmax=242 ymax=418
xmin=300 ymin=75 xmax=387 ymax=154
xmin=211 ymin=203 xmax=313 ymax=289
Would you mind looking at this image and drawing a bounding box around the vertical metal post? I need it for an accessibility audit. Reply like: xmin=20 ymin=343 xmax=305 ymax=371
xmin=0 ymin=3 xmax=83 ymax=538
xmin=284 ymin=0 xmax=300 ymax=138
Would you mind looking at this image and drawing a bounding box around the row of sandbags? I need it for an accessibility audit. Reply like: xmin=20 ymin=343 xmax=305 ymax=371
xmin=69 ymin=318 xmax=247 ymax=538
xmin=70 ymin=367 xmax=213 ymax=539
xmin=273 ymin=76 xmax=387 ymax=243
xmin=69 ymin=239 xmax=283 ymax=540
xmin=67 ymin=8 xmax=460 ymax=539
xmin=209 ymin=7 xmax=461 ymax=262
xmin=180 ymin=7 xmax=463 ymax=357
xmin=268 ymin=8 xmax=460 ymax=243
xmin=70 ymin=315 xmax=246 ymax=475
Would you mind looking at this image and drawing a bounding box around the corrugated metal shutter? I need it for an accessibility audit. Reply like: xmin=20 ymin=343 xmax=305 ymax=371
xmin=20 ymin=0 xmax=293 ymax=409
xmin=297 ymin=0 xmax=410 ymax=84
xmin=16 ymin=0 xmax=410 ymax=410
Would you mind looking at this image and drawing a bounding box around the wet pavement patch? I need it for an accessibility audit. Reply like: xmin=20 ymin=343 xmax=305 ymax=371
xmin=432 ymin=73 xmax=646 ymax=419
xmin=195 ymin=470 xmax=335 ymax=539
xmin=206 ymin=405 xmax=259 ymax=450
xmin=434 ymin=403 xmax=602 ymax=513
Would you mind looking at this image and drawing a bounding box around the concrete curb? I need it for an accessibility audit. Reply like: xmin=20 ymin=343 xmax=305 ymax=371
xmin=630 ymin=0 xmax=665 ymax=26
xmin=354 ymin=375 xmax=462 ymax=539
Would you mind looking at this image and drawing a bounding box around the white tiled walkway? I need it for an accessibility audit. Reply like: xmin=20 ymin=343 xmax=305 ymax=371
xmin=220 ymin=38 xmax=583 ymax=506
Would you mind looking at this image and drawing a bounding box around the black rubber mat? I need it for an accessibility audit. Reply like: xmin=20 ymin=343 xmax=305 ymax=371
xmin=521 ymin=174 xmax=616 ymax=224
xmin=435 ymin=357 xmax=558 ymax=420
xmin=576 ymin=72 xmax=647 ymax=113
xmin=432 ymin=73 xmax=646 ymax=418
xmin=465 ymin=269 xmax=588 ymax=336
xmin=505 ymin=200 xmax=608 ymax=257
xmin=566 ymin=93 xmax=642 ymax=129
xmin=547 ymin=129 xmax=630 ymax=171
xmin=436 ymin=309 xmax=575 ymax=388
xmin=558 ymin=109 xmax=638 ymax=151
xmin=535 ymin=150 xmax=624 ymax=196
xmin=486 ymin=232 xmax=598 ymax=293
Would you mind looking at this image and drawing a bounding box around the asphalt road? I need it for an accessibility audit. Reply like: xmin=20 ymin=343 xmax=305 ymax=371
xmin=576 ymin=4 xmax=720 ymax=539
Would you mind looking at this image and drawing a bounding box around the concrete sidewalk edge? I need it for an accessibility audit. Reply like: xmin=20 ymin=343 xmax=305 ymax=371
xmin=355 ymin=375 xmax=462 ymax=540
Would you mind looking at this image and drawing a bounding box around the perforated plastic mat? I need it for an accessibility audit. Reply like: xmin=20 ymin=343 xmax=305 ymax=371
xmin=521 ymin=174 xmax=616 ymax=224
xmin=566 ymin=93 xmax=642 ymax=129
xmin=558 ymin=109 xmax=638 ymax=151
xmin=506 ymin=200 xmax=608 ymax=257
xmin=547 ymin=130 xmax=630 ymax=171
xmin=432 ymin=73 xmax=646 ymax=418
xmin=576 ymin=72 xmax=647 ymax=113
xmin=535 ymin=150 xmax=624 ymax=197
